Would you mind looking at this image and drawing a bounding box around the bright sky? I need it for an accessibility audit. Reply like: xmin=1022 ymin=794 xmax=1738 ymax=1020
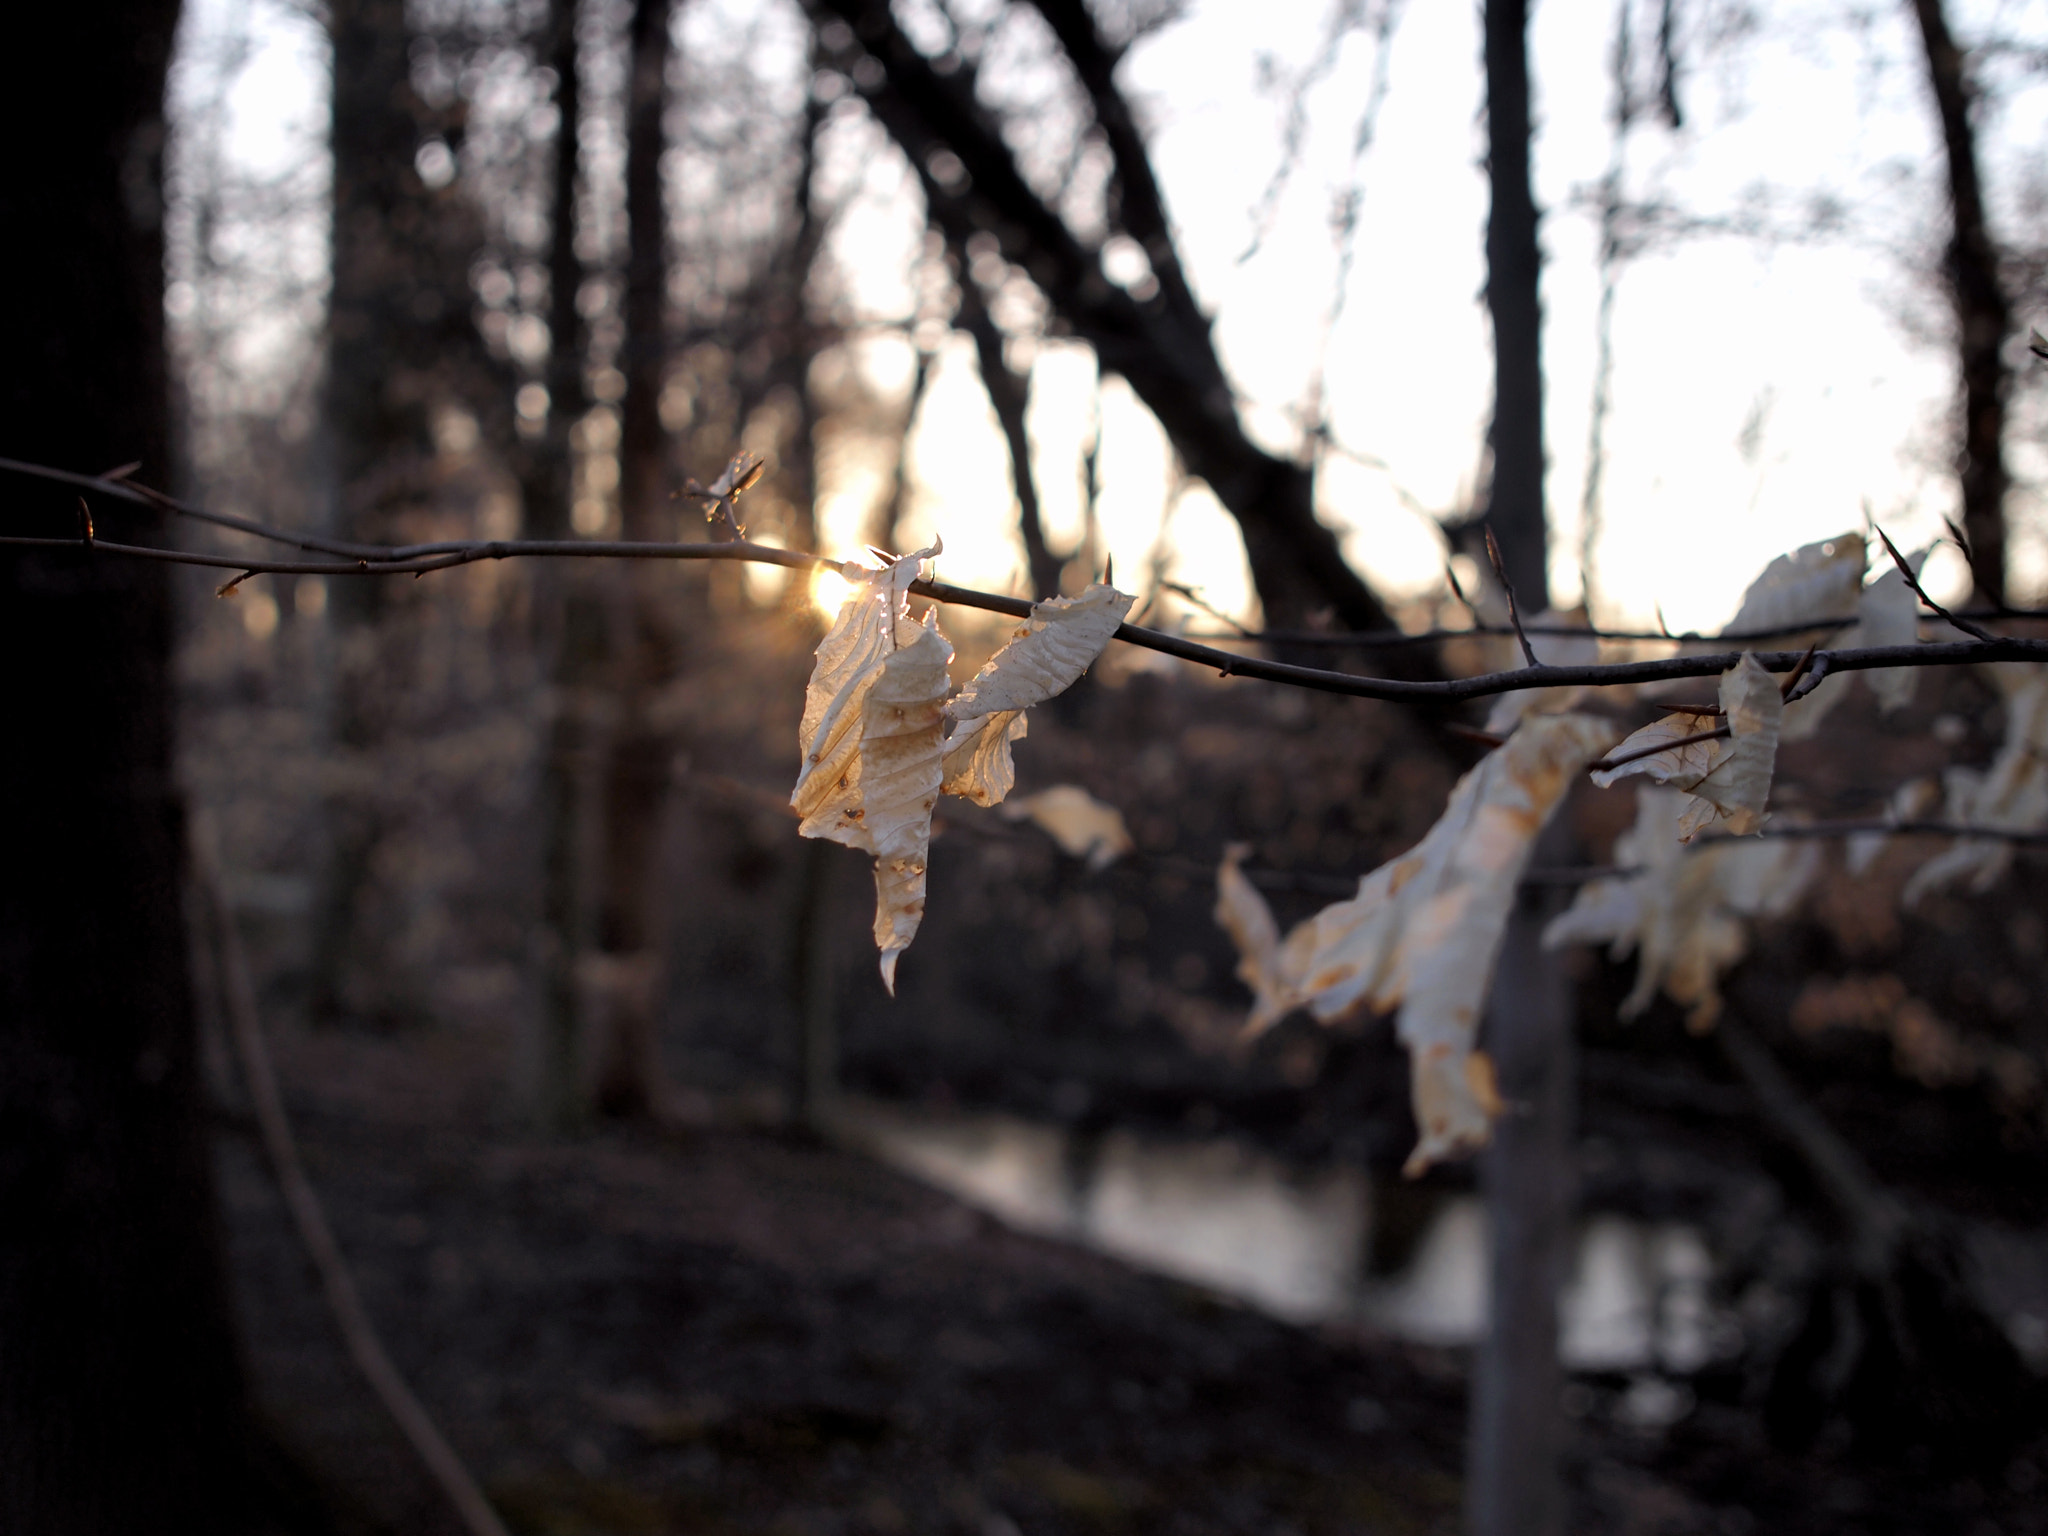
xmin=171 ymin=0 xmax=2048 ymax=634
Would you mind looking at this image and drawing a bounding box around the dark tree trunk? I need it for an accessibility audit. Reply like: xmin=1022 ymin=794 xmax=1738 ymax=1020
xmin=1482 ymin=0 xmax=1549 ymax=610
xmin=592 ymin=0 xmax=680 ymax=1119
xmin=0 ymin=6 xmax=268 ymax=1528
xmin=1909 ymin=0 xmax=2011 ymax=605
xmin=1467 ymin=821 xmax=1576 ymax=1536
xmin=528 ymin=0 xmax=601 ymax=1126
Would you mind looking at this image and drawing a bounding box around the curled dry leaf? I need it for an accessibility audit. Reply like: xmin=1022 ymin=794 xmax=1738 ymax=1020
xmin=1543 ymin=787 xmax=1821 ymax=1031
xmin=940 ymin=584 xmax=1135 ymax=807
xmin=1903 ymin=665 xmax=2048 ymax=906
xmin=792 ymin=544 xmax=949 ymax=992
xmin=1215 ymin=713 xmax=1621 ymax=1176
xmin=1592 ymin=653 xmax=1781 ymax=841
xmin=1000 ymin=785 xmax=1133 ymax=871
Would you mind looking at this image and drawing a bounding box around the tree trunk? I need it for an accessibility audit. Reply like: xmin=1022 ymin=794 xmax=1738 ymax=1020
xmin=1467 ymin=821 xmax=1576 ymax=1536
xmin=592 ymin=0 xmax=681 ymax=1119
xmin=1482 ymin=0 xmax=1549 ymax=610
xmin=1908 ymin=0 xmax=2011 ymax=605
xmin=956 ymin=251 xmax=1063 ymax=600
xmin=312 ymin=0 xmax=483 ymax=1023
xmin=527 ymin=0 xmax=602 ymax=1127
xmin=0 ymin=7 xmax=270 ymax=1528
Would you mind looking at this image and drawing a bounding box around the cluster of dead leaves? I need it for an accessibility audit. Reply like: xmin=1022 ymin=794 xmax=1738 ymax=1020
xmin=1208 ymin=530 xmax=1988 ymax=1173
xmin=791 ymin=545 xmax=1132 ymax=991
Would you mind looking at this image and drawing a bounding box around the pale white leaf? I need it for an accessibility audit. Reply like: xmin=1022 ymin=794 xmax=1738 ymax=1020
xmin=1000 ymin=784 xmax=1134 ymax=871
xmin=1856 ymin=561 xmax=1922 ymax=714
xmin=1216 ymin=713 xmax=1621 ymax=1175
xmin=1724 ymin=533 xmax=1864 ymax=636
xmin=948 ymin=583 xmax=1135 ymax=724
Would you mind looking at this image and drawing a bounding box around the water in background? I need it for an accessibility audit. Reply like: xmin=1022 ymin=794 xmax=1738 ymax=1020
xmin=834 ymin=1098 xmax=1727 ymax=1374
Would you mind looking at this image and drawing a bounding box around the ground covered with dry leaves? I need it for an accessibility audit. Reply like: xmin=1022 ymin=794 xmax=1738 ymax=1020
xmin=217 ymin=1023 xmax=2047 ymax=1536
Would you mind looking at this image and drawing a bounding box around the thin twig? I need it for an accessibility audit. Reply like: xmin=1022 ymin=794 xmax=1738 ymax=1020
xmin=1876 ymin=522 xmax=1993 ymax=641
xmin=1483 ymin=524 xmax=1541 ymax=668
xmin=9 ymin=458 xmax=2048 ymax=707
xmin=191 ymin=832 xmax=513 ymax=1536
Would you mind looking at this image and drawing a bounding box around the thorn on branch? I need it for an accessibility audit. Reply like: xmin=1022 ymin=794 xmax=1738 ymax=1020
xmin=1778 ymin=638 xmax=1822 ymax=700
xmin=1783 ymin=653 xmax=1831 ymax=705
xmin=76 ymin=497 xmax=93 ymax=545
xmin=1444 ymin=558 xmax=1475 ymax=616
xmin=1876 ymin=523 xmax=1993 ymax=642
xmin=1482 ymin=524 xmax=1540 ymax=669
xmin=216 ymin=570 xmax=255 ymax=597
xmin=100 ymin=461 xmax=142 ymax=482
xmin=1446 ymin=722 xmax=1508 ymax=750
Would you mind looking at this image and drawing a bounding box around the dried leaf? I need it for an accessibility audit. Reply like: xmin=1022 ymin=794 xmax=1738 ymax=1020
xmin=1216 ymin=714 xmax=1621 ymax=1175
xmin=1725 ymin=533 xmax=1864 ymax=636
xmin=1592 ymin=654 xmax=1781 ymax=840
xmin=940 ymin=711 xmax=1027 ymax=807
xmin=862 ymin=618 xmax=954 ymax=993
xmin=1214 ymin=844 xmax=1281 ymax=1001
xmin=948 ymin=583 xmax=1135 ymax=725
xmin=1544 ymin=787 xmax=1821 ymax=1030
xmin=1855 ymin=559 xmax=1922 ymax=714
xmin=1000 ymin=785 xmax=1133 ymax=871
xmin=792 ymin=542 xmax=940 ymax=841
xmin=1903 ymin=666 xmax=2048 ymax=905
xmin=791 ymin=544 xmax=949 ymax=992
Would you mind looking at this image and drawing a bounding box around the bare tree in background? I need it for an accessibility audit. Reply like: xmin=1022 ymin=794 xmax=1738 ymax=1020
xmin=807 ymin=0 xmax=1418 ymax=646
xmin=587 ymin=0 xmax=685 ymax=1119
xmin=528 ymin=0 xmax=602 ymax=1127
xmin=313 ymin=0 xmax=499 ymax=1023
xmin=1480 ymin=0 xmax=1548 ymax=610
xmin=1909 ymin=0 xmax=2013 ymax=605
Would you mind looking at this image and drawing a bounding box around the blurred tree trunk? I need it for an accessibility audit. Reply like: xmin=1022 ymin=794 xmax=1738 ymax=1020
xmin=1909 ymin=0 xmax=2011 ymax=605
xmin=311 ymin=0 xmax=481 ymax=1023
xmin=0 ymin=6 xmax=269 ymax=1528
xmin=591 ymin=0 xmax=681 ymax=1118
xmin=1482 ymin=0 xmax=1548 ymax=610
xmin=1469 ymin=13 xmax=1568 ymax=1528
xmin=1468 ymin=822 xmax=1575 ymax=1536
xmin=528 ymin=0 xmax=601 ymax=1126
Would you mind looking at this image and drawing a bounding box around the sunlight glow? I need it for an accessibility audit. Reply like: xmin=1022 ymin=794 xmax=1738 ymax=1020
xmin=810 ymin=565 xmax=856 ymax=620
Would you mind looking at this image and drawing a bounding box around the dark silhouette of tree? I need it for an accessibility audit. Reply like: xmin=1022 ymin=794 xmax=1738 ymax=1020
xmin=1909 ymin=0 xmax=2013 ymax=605
xmin=590 ymin=0 xmax=683 ymax=1117
xmin=807 ymin=0 xmax=1416 ymax=645
xmin=1481 ymin=0 xmax=1548 ymax=611
xmin=0 ymin=6 xmax=275 ymax=1528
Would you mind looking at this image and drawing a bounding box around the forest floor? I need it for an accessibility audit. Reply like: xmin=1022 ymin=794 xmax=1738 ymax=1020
xmin=216 ymin=1022 xmax=2047 ymax=1536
